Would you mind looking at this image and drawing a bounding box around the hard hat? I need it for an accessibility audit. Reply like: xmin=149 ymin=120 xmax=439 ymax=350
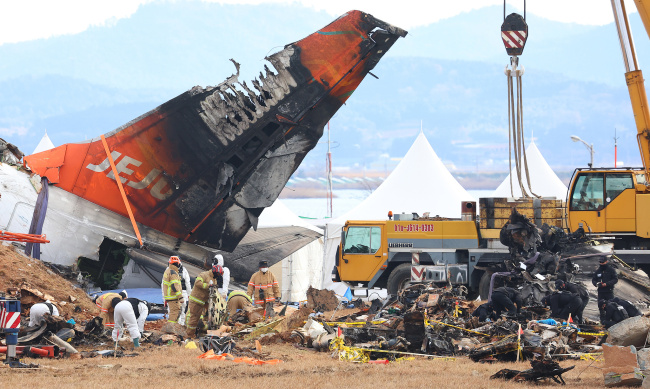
xmin=214 ymin=254 xmax=224 ymax=267
xmin=212 ymin=264 xmax=224 ymax=276
xmin=169 ymin=256 xmax=181 ymax=265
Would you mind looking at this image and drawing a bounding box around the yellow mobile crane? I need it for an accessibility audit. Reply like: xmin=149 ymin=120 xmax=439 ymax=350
xmin=567 ymin=0 xmax=650 ymax=272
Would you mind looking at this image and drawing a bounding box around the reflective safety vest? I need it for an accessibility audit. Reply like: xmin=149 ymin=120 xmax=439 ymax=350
xmin=189 ymin=270 xmax=216 ymax=306
xmin=96 ymin=292 xmax=121 ymax=313
xmin=162 ymin=267 xmax=182 ymax=301
xmin=227 ymin=290 xmax=252 ymax=303
xmin=247 ymin=270 xmax=280 ymax=305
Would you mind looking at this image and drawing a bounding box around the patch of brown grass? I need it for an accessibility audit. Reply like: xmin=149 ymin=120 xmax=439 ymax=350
xmin=0 ymin=342 xmax=605 ymax=389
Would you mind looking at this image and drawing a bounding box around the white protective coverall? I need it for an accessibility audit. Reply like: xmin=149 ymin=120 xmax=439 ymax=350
xmin=161 ymin=265 xmax=192 ymax=325
xmin=112 ymin=299 xmax=149 ymax=342
xmin=29 ymin=301 xmax=59 ymax=326
xmin=215 ymin=255 xmax=230 ymax=297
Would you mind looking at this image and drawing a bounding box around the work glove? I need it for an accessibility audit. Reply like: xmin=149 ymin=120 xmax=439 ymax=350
xmin=179 ymin=298 xmax=184 ymax=304
xmin=209 ymin=280 xmax=214 ymax=286
xmin=133 ymin=338 xmax=140 ymax=348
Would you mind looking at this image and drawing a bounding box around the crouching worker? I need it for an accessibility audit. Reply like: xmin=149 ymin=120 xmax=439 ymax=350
xmin=490 ymin=286 xmax=523 ymax=317
xmin=472 ymin=302 xmax=495 ymax=322
xmin=542 ymin=291 xmax=581 ymax=321
xmin=95 ymin=290 xmax=127 ymax=329
xmin=227 ymin=290 xmax=253 ymax=317
xmin=112 ymin=297 xmax=149 ymax=348
xmin=555 ymin=280 xmax=589 ymax=324
xmin=599 ymin=299 xmax=629 ymax=329
xmin=610 ymin=297 xmax=643 ymax=318
xmin=29 ymin=301 xmax=59 ymax=327
xmin=186 ymin=264 xmax=223 ymax=338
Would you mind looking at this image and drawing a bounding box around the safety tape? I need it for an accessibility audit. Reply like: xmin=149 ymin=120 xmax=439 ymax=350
xmin=329 ymin=337 xmax=456 ymax=362
xmin=324 ymin=320 xmax=387 ymax=327
xmin=577 ymin=331 xmax=607 ymax=336
xmin=580 ymin=354 xmax=604 ymax=362
xmin=612 ymin=254 xmax=635 ymax=270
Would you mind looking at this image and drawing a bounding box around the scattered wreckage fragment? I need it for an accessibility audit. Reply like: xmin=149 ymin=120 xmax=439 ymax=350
xmin=491 ymin=358 xmax=575 ymax=385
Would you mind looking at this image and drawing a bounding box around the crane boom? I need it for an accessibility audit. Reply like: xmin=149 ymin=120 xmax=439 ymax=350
xmin=613 ymin=0 xmax=650 ymax=182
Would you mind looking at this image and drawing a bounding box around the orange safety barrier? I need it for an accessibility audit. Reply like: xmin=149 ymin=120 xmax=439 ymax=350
xmin=0 ymin=230 xmax=49 ymax=244
xmin=197 ymin=350 xmax=282 ymax=365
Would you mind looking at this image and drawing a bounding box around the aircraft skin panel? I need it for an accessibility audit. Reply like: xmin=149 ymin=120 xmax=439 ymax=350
xmin=23 ymin=11 xmax=406 ymax=252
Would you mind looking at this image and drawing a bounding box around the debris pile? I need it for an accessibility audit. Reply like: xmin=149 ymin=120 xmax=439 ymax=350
xmin=0 ymin=244 xmax=96 ymax=319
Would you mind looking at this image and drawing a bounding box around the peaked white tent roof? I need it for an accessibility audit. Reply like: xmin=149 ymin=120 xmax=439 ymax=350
xmin=492 ymin=142 xmax=568 ymax=199
xmin=259 ymin=199 xmax=323 ymax=234
xmin=322 ymin=132 xmax=475 ymax=287
xmin=335 ymin=132 xmax=475 ymax=222
xmin=32 ymin=131 xmax=55 ymax=155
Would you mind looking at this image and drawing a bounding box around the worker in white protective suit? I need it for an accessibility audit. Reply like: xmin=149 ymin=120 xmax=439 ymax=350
xmin=161 ymin=257 xmax=192 ymax=325
xmin=214 ymin=254 xmax=230 ymax=298
xmin=29 ymin=301 xmax=59 ymax=326
xmin=111 ymin=297 xmax=149 ymax=348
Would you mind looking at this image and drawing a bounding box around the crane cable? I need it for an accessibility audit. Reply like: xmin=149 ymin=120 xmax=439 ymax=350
xmin=506 ymin=59 xmax=539 ymax=198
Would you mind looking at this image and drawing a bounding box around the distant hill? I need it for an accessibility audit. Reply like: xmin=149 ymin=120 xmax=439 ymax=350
xmin=0 ymin=1 xmax=644 ymax=174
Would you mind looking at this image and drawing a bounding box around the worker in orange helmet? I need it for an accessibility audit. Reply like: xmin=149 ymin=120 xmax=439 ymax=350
xmin=161 ymin=256 xmax=184 ymax=323
xmin=185 ymin=264 xmax=223 ymax=338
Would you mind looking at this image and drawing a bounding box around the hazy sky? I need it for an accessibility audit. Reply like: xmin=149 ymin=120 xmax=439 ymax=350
xmin=0 ymin=0 xmax=617 ymax=46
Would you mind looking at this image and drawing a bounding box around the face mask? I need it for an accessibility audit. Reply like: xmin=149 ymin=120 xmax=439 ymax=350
xmin=260 ymin=267 xmax=269 ymax=273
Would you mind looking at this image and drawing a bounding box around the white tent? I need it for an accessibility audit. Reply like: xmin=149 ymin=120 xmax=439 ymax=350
xmin=32 ymin=131 xmax=55 ymax=155
xmin=492 ymin=142 xmax=568 ymax=200
xmin=322 ymin=132 xmax=476 ymax=287
xmin=258 ymin=199 xmax=324 ymax=302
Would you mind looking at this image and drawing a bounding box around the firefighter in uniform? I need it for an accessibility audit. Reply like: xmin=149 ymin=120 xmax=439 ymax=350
xmin=162 ymin=256 xmax=192 ymax=325
xmin=247 ymin=260 xmax=281 ymax=317
xmin=185 ymin=264 xmax=223 ymax=338
xmin=162 ymin=256 xmax=184 ymax=323
xmin=95 ymin=290 xmax=127 ymax=329
xmin=227 ymin=290 xmax=253 ymax=317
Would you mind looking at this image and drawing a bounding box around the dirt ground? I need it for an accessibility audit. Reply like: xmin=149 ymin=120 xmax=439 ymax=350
xmin=0 ymin=242 xmax=608 ymax=388
xmin=0 ymin=342 xmax=605 ymax=389
xmin=0 ymin=243 xmax=96 ymax=320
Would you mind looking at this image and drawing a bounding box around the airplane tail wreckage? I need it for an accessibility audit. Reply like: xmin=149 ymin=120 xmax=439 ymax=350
xmin=3 ymin=10 xmax=406 ymax=286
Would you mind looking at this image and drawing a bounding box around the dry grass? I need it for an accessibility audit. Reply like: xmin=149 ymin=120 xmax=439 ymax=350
xmin=0 ymin=342 xmax=605 ymax=389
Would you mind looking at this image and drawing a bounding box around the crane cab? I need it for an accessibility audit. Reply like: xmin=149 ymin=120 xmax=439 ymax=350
xmin=567 ymin=168 xmax=649 ymax=241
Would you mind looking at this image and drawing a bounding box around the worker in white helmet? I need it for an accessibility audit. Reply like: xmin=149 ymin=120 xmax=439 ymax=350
xmin=213 ymin=254 xmax=230 ymax=298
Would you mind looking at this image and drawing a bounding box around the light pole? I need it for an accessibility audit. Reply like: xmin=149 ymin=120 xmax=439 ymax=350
xmin=571 ymin=135 xmax=594 ymax=168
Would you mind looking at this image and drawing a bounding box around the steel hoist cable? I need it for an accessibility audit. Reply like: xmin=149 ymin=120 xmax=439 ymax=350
xmin=506 ymin=58 xmax=539 ymax=198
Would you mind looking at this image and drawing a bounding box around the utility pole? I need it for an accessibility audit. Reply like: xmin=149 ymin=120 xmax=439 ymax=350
xmin=326 ymin=121 xmax=333 ymax=218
